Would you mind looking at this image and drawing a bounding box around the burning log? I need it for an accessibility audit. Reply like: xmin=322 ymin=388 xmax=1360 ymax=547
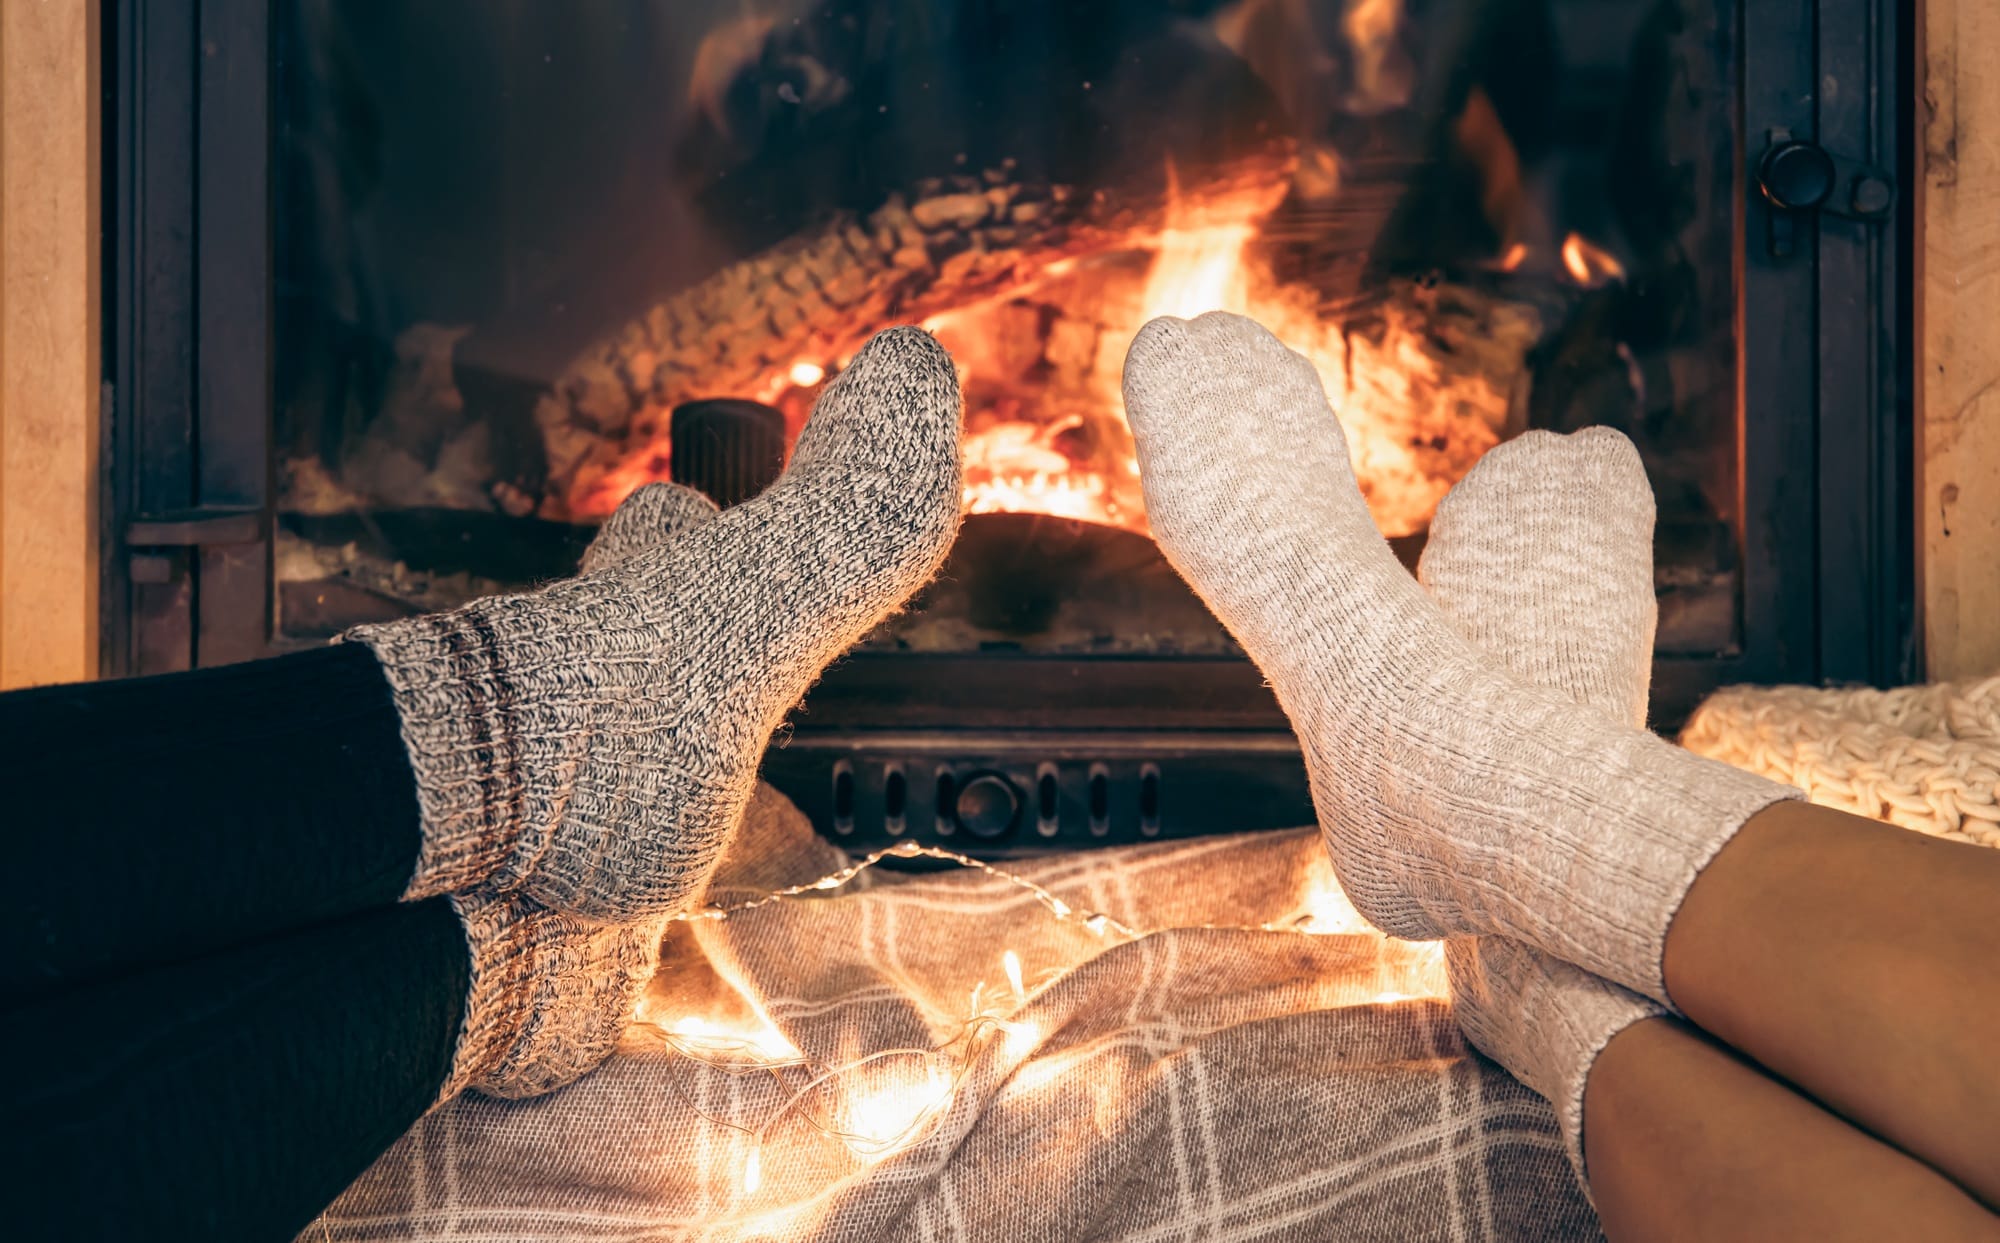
xmin=528 ymin=130 xmax=1560 ymax=543
xmin=532 ymin=147 xmax=1295 ymax=519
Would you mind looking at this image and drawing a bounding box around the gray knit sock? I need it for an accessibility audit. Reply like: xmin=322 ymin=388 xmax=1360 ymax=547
xmin=577 ymin=482 xmax=720 ymax=575
xmin=443 ymin=888 xmax=667 ymax=1102
xmin=1418 ymin=428 xmax=1669 ymax=1185
xmin=350 ymin=325 xmax=964 ymax=921
xmin=1121 ymin=311 xmax=1795 ymax=1005
xmin=440 ymin=482 xmax=719 ymax=1102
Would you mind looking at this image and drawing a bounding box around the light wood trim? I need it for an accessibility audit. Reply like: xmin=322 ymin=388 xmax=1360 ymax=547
xmin=1918 ymin=0 xmax=2000 ymax=680
xmin=0 ymin=0 xmax=101 ymax=688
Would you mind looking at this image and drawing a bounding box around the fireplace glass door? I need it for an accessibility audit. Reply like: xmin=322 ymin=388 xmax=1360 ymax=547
xmin=106 ymin=0 xmax=1908 ymax=847
xmin=270 ymin=0 xmax=1745 ymax=660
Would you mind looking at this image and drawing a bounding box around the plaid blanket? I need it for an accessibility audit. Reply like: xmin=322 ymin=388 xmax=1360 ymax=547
xmin=311 ymin=785 xmax=1599 ymax=1242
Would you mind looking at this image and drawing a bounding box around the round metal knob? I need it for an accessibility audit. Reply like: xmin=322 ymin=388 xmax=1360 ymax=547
xmin=955 ymin=773 xmax=1021 ymax=839
xmin=1850 ymin=175 xmax=1895 ymax=217
xmin=1758 ymin=141 xmax=1836 ymax=211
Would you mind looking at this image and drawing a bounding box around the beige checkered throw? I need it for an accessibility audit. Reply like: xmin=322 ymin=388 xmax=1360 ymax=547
xmin=313 ymin=672 xmax=2000 ymax=1242
xmin=311 ymin=784 xmax=1598 ymax=1242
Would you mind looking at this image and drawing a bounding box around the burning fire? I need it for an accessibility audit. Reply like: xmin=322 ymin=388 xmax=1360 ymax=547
xmin=916 ymin=181 xmax=1515 ymax=536
xmin=960 ymin=416 xmax=1126 ymax=524
xmin=585 ymin=176 xmax=1538 ymax=538
xmin=1560 ymin=232 xmax=1625 ymax=287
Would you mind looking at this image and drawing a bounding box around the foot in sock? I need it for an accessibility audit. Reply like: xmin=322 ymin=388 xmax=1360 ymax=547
xmin=444 ymin=886 xmax=667 ymax=1101
xmin=1418 ymin=427 xmax=1657 ymax=732
xmin=350 ymin=326 xmax=964 ymax=921
xmin=1121 ymin=311 xmax=1794 ymax=1004
xmin=1419 ymin=428 xmax=1669 ymax=1183
xmin=441 ymin=482 xmax=721 ymax=1102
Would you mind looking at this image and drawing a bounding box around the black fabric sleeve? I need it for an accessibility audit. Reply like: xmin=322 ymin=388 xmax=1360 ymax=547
xmin=2 ymin=897 xmax=470 ymax=1242
xmin=0 ymin=644 xmax=424 ymax=1003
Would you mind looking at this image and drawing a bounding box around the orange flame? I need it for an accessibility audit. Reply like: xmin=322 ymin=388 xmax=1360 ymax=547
xmin=595 ymin=173 xmax=1520 ymax=537
xmin=934 ymin=180 xmax=1510 ymax=537
xmin=1560 ymin=232 xmax=1625 ymax=287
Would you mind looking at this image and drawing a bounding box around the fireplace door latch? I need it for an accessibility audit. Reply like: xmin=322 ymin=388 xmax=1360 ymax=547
xmin=1757 ymin=129 xmax=1896 ymax=258
xmin=125 ymin=509 xmax=266 ymax=584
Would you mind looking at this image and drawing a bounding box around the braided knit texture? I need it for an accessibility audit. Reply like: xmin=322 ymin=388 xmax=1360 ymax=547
xmin=431 ymin=477 xmax=721 ymax=1103
xmin=1417 ymin=428 xmax=1667 ymax=1189
xmin=346 ymin=326 xmax=963 ymax=920
xmin=1121 ymin=311 xmax=1795 ymax=1006
xmin=439 ymin=888 xmax=666 ymax=1103
xmin=1682 ymin=676 xmax=2000 ymax=847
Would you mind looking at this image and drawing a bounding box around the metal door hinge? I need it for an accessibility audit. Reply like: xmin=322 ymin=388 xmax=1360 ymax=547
xmin=126 ymin=509 xmax=265 ymax=547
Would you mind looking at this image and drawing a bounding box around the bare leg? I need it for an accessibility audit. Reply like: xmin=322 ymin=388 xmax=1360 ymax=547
xmin=1664 ymin=800 xmax=2000 ymax=1207
xmin=1585 ymin=1017 xmax=2000 ymax=1241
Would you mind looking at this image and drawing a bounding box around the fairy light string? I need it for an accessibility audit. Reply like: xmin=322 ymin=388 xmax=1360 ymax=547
xmin=644 ymin=837 xmax=1440 ymax=1204
xmin=667 ymin=837 xmax=1369 ymax=940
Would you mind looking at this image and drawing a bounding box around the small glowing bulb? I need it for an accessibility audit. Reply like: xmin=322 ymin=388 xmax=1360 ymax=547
xmin=788 ymin=360 xmax=826 ymax=387
xmin=1000 ymin=1019 xmax=1040 ymax=1058
xmin=1002 ymin=950 xmax=1025 ymax=1003
xmin=662 ymin=1013 xmax=799 ymax=1061
xmin=743 ymin=1147 xmax=762 ymax=1194
xmin=842 ymin=1063 xmax=953 ymax=1160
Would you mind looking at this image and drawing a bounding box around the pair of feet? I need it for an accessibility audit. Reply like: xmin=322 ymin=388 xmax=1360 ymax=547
xmin=351 ymin=328 xmax=963 ymax=1101
xmin=1123 ymin=313 xmax=1790 ymax=1180
xmin=352 ymin=317 xmax=1794 ymax=1175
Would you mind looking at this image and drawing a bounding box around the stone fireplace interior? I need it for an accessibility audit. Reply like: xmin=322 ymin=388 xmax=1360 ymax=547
xmin=103 ymin=0 xmax=1911 ymax=855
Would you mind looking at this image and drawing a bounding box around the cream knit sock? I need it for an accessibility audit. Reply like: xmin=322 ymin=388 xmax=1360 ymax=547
xmin=1418 ymin=428 xmax=1669 ymax=1184
xmin=1419 ymin=427 xmax=1656 ymax=732
xmin=440 ymin=482 xmax=721 ymax=1102
xmin=1121 ymin=311 xmax=1796 ymax=1005
xmin=349 ymin=326 xmax=963 ymax=921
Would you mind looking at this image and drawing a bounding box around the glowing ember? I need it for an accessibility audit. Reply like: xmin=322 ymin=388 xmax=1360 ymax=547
xmin=1560 ymin=232 xmax=1625 ymax=287
xmin=931 ymin=181 xmax=1515 ymax=536
xmin=589 ymin=174 xmax=1525 ymax=537
xmin=962 ymin=417 xmax=1126 ymax=526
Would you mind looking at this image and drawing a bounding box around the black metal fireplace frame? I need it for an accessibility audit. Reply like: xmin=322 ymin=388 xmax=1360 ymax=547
xmin=101 ymin=0 xmax=1913 ymax=845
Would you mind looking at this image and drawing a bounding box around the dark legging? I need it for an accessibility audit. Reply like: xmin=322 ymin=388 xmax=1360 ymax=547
xmin=0 ymin=645 xmax=466 ymax=1240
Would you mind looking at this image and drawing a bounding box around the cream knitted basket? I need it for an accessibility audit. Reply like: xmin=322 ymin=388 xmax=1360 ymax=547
xmin=1681 ymin=675 xmax=2000 ymax=848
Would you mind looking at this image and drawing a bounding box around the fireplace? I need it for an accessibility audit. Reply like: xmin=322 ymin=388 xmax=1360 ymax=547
xmin=103 ymin=0 xmax=1911 ymax=854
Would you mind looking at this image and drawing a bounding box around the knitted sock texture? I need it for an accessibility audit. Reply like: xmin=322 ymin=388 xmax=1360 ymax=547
xmin=440 ymin=888 xmax=666 ymax=1103
xmin=347 ymin=325 xmax=964 ymax=921
xmin=1417 ymin=428 xmax=1669 ymax=1186
xmin=1418 ymin=427 xmax=1656 ymax=733
xmin=1121 ymin=311 xmax=1796 ymax=1005
xmin=436 ymin=479 xmax=720 ymax=1103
